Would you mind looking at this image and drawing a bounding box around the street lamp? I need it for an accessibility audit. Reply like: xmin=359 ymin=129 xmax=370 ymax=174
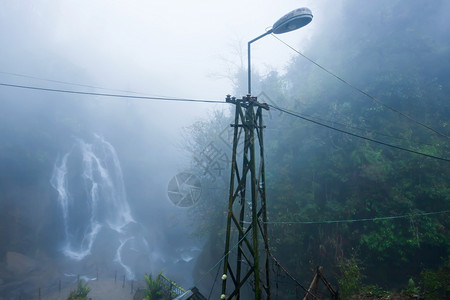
xmin=247 ymin=7 xmax=313 ymax=94
xmin=222 ymin=9 xmax=313 ymax=300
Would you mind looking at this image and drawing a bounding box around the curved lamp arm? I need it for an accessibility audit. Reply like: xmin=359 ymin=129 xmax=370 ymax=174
xmin=247 ymin=7 xmax=313 ymax=95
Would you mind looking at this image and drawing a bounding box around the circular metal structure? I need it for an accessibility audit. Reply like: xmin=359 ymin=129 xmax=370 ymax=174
xmin=272 ymin=7 xmax=313 ymax=34
xmin=167 ymin=172 xmax=201 ymax=207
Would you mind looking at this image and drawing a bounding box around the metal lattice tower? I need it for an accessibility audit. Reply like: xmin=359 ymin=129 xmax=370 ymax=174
xmin=221 ymin=94 xmax=270 ymax=300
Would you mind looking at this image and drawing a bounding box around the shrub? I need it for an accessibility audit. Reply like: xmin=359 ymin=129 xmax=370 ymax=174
xmin=420 ymin=257 xmax=450 ymax=300
xmin=144 ymin=272 xmax=164 ymax=300
xmin=337 ymin=255 xmax=364 ymax=298
xmin=67 ymin=280 xmax=91 ymax=300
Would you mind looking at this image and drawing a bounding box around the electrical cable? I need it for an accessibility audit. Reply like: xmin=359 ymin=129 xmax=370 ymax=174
xmin=265 ymin=209 xmax=450 ymax=225
xmin=269 ymin=103 xmax=450 ymax=162
xmin=0 ymin=82 xmax=225 ymax=104
xmin=1 ymin=80 xmax=449 ymax=161
xmin=271 ymin=34 xmax=450 ymax=140
xmin=207 ymin=262 xmax=222 ymax=300
xmin=259 ymin=92 xmax=446 ymax=151
xmin=2 ymin=43 xmax=448 ymax=298
xmin=3 ymin=70 xmax=444 ymax=151
xmin=3 ymin=71 xmax=435 ymax=149
xmin=0 ymin=71 xmax=150 ymax=96
xmin=269 ymin=252 xmax=318 ymax=299
xmin=192 ymin=231 xmax=250 ymax=288
xmin=266 ymin=100 xmax=443 ymax=149
xmin=274 ymin=260 xmax=279 ymax=300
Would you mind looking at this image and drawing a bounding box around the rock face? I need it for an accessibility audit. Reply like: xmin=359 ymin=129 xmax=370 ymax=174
xmin=6 ymin=251 xmax=39 ymax=276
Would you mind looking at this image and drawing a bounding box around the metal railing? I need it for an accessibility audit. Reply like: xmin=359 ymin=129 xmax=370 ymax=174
xmin=159 ymin=274 xmax=186 ymax=299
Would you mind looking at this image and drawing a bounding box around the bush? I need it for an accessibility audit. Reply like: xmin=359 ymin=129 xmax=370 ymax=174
xmin=359 ymin=284 xmax=390 ymax=298
xmin=338 ymin=255 xmax=364 ymax=298
xmin=144 ymin=272 xmax=164 ymax=300
xmin=401 ymin=277 xmax=420 ymax=297
xmin=67 ymin=280 xmax=91 ymax=300
xmin=420 ymin=257 xmax=450 ymax=300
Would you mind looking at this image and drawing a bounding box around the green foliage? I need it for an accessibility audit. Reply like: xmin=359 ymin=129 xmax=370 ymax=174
xmin=359 ymin=285 xmax=390 ymax=299
xmin=420 ymin=257 xmax=450 ymax=299
xmin=67 ymin=280 xmax=91 ymax=300
xmin=144 ymin=272 xmax=164 ymax=300
xmin=188 ymin=0 xmax=450 ymax=293
xmin=401 ymin=278 xmax=420 ymax=297
xmin=337 ymin=256 xmax=364 ymax=298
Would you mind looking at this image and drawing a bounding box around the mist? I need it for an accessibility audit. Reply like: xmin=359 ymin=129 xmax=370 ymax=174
xmin=0 ymin=0 xmax=321 ymax=298
xmin=1 ymin=1 xmax=449 ymax=299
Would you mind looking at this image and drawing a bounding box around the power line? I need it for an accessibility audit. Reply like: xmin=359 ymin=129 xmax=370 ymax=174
xmin=0 ymin=71 xmax=148 ymax=95
xmin=265 ymin=209 xmax=450 ymax=225
xmin=2 ymin=81 xmax=449 ymax=161
xmin=0 ymin=82 xmax=224 ymax=104
xmin=316 ymin=116 xmax=443 ymax=149
xmin=2 ymin=71 xmax=431 ymax=147
xmin=265 ymin=97 xmax=443 ymax=149
xmin=193 ymin=231 xmax=251 ymax=288
xmin=2 ymin=75 xmax=444 ymax=151
xmin=271 ymin=34 xmax=450 ymax=140
xmin=269 ymin=252 xmax=316 ymax=299
xmin=269 ymin=103 xmax=450 ymax=162
xmin=0 ymin=70 xmax=189 ymax=99
xmin=208 ymin=263 xmax=222 ymax=299
xmin=2 ymin=71 xmax=438 ymax=149
xmin=3 ymin=71 xmax=445 ymax=152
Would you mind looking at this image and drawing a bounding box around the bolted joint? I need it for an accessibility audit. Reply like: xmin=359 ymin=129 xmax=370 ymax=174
xmin=226 ymin=94 xmax=238 ymax=104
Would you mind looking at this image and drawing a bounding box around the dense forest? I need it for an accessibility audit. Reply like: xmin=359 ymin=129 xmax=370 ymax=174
xmin=189 ymin=1 xmax=450 ymax=298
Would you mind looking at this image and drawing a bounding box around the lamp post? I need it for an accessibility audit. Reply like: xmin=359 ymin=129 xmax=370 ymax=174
xmin=222 ymin=8 xmax=312 ymax=300
xmin=248 ymin=7 xmax=313 ymax=95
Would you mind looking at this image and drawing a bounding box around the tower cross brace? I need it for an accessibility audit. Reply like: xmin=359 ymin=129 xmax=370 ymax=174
xmin=221 ymin=94 xmax=271 ymax=300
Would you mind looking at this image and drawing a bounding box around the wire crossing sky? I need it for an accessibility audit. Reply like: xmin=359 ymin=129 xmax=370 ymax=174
xmin=1 ymin=80 xmax=448 ymax=162
xmin=0 ymin=82 xmax=224 ymax=104
xmin=270 ymin=34 xmax=450 ymax=141
xmin=1 ymin=69 xmax=447 ymax=152
xmin=269 ymin=104 xmax=450 ymax=162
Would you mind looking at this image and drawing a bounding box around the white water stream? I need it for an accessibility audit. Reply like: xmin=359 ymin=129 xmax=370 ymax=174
xmin=50 ymin=135 xmax=141 ymax=279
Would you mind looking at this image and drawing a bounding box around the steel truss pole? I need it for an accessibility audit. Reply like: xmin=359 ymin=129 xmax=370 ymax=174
xmin=221 ymin=95 xmax=270 ymax=300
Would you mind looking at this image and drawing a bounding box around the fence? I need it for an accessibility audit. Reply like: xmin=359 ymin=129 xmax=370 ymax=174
xmin=0 ymin=269 xmax=144 ymax=300
xmin=159 ymin=274 xmax=186 ymax=298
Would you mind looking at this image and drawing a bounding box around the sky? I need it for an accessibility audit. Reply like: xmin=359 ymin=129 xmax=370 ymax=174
xmin=0 ymin=0 xmax=323 ymax=127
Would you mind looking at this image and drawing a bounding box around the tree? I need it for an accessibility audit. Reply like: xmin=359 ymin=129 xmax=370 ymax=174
xmin=188 ymin=0 xmax=450 ymax=295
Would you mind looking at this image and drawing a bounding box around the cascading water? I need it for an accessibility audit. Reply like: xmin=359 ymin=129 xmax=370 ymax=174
xmin=50 ymin=135 xmax=142 ymax=279
xmin=49 ymin=135 xmax=203 ymax=288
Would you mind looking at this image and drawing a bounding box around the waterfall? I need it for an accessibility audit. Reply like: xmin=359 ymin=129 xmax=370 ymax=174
xmin=114 ymin=237 xmax=135 ymax=280
xmin=50 ymin=135 xmax=137 ymax=278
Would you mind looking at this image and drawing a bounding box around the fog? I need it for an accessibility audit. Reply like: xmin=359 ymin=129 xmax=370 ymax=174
xmin=2 ymin=0 xmax=448 ymax=299
xmin=0 ymin=1 xmax=323 ymax=298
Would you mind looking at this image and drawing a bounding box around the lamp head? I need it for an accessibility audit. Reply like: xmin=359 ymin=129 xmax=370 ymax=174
xmin=272 ymin=7 xmax=313 ymax=34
